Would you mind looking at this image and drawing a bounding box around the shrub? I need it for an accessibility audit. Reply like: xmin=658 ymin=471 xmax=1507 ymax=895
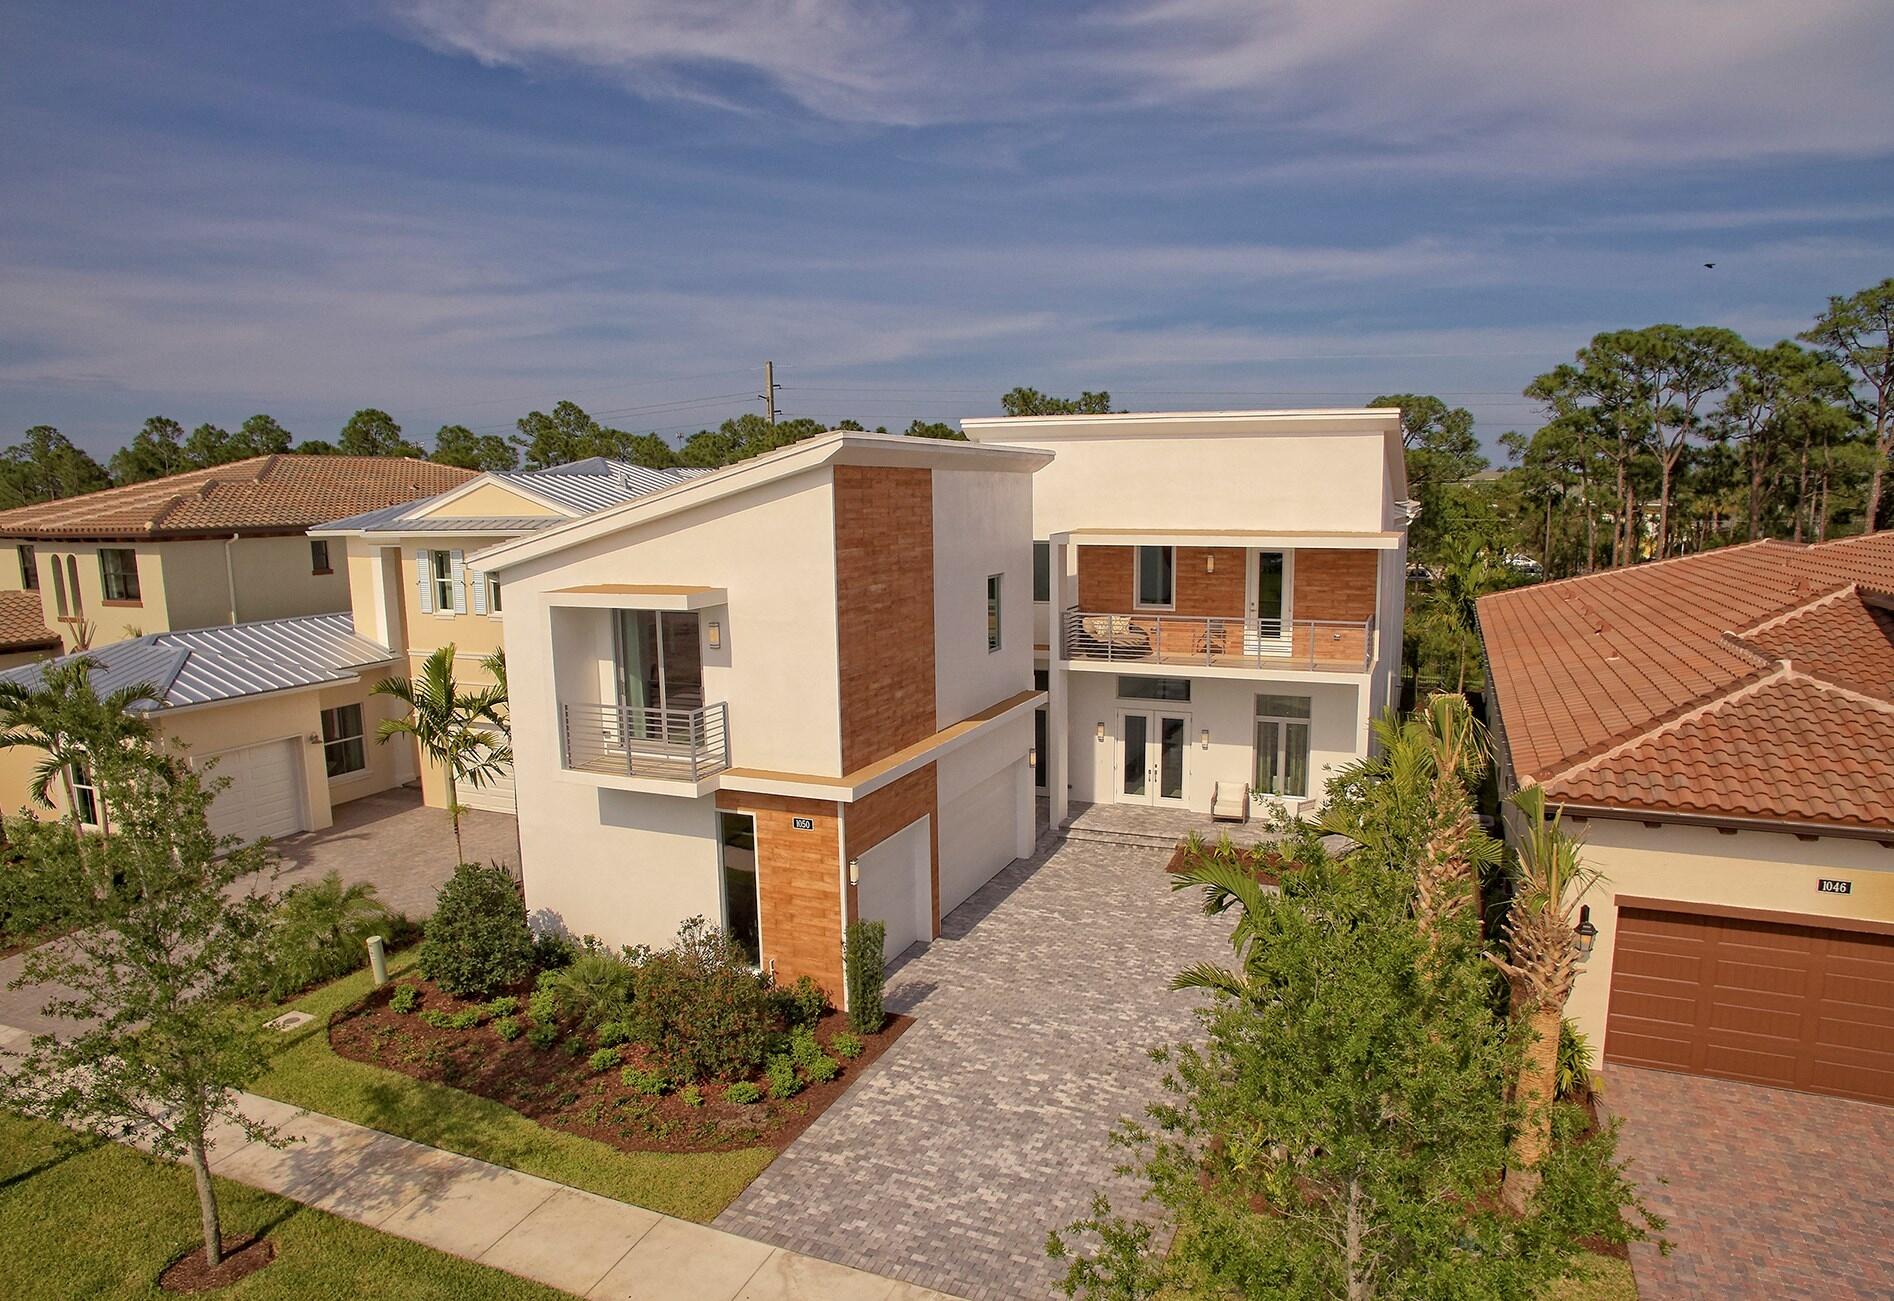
xmin=261 ymin=870 xmax=393 ymax=1001
xmin=526 ymin=1022 xmax=559 ymax=1049
xmin=1556 ymin=1019 xmax=1595 ymax=1102
xmin=527 ymin=980 xmax=560 ymax=1028
xmin=802 ymin=1052 xmax=840 ymax=1084
xmin=548 ymin=949 xmax=637 ymax=1028
xmin=680 ymin=1084 xmax=703 ymax=1108
xmin=562 ymin=1036 xmax=587 ymax=1058
xmin=843 ymin=919 xmax=887 ymax=1035
xmin=621 ymin=1065 xmax=667 ymax=1096
xmin=418 ymin=863 xmax=534 ymax=998
xmin=389 ymin=984 xmax=422 ymax=1015
xmin=419 ymin=1009 xmax=455 ymax=1029
xmin=0 ymin=814 xmax=85 ymax=940
xmin=629 ymin=917 xmax=778 ymax=1083
xmin=588 ymin=1047 xmax=622 ymax=1072
xmin=532 ymin=930 xmax=579 ymax=971
xmin=485 ymin=995 xmax=519 ymax=1017
xmin=595 ymin=1020 xmax=635 ymax=1049
xmin=765 ymin=1053 xmax=801 ymax=1099
xmin=788 ymin=1024 xmax=826 ymax=1072
xmin=493 ymin=1015 xmax=523 ymax=1041
xmin=830 ymin=1031 xmax=864 ymax=1060
xmin=448 ymin=1008 xmax=483 ymax=1030
xmin=725 ymin=1081 xmax=762 ymax=1105
xmin=771 ymin=974 xmax=827 ymax=1029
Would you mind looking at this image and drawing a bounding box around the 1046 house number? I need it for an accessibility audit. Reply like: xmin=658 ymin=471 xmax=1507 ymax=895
xmin=1818 ymin=878 xmax=1852 ymax=894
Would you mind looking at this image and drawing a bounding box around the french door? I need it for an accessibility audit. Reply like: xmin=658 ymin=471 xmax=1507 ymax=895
xmin=1244 ymin=550 xmax=1292 ymax=655
xmin=1116 ymin=709 xmax=1189 ymax=806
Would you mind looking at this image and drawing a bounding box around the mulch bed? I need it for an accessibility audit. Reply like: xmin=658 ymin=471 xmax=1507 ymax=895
xmin=1164 ymin=841 xmax=1296 ymax=888
xmin=158 ymin=1235 xmax=275 ymax=1292
xmin=329 ymin=978 xmax=911 ymax=1156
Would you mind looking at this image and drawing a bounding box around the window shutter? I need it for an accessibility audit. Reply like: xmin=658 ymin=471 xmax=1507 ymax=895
xmin=415 ymin=549 xmax=433 ymax=614
xmin=450 ymin=550 xmax=468 ymax=614
xmin=470 ymin=568 xmax=487 ymax=615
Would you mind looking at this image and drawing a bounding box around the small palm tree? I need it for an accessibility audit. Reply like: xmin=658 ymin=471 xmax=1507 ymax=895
xmin=265 ymin=870 xmax=392 ymax=1000
xmin=0 ymin=656 xmax=161 ymax=852
xmin=373 ymin=645 xmax=506 ymax=865
xmin=1430 ymin=537 xmax=1499 ymax=692
xmin=1169 ymin=834 xmax=1282 ymax=999
xmin=1489 ymin=784 xmax=1600 ymax=1212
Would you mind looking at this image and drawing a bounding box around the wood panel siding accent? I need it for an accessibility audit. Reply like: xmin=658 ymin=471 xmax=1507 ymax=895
xmin=715 ymin=790 xmax=845 ymax=1000
xmin=844 ymin=763 xmax=940 ymax=937
xmin=1175 ymin=547 xmax=1245 ymax=617
xmin=1076 ymin=546 xmax=1132 ymax=610
xmin=1294 ymin=549 xmax=1378 ymax=622
xmin=834 ymin=465 xmax=936 ymax=774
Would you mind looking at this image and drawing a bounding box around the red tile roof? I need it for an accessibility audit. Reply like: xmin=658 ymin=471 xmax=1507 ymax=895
xmin=1478 ymin=531 xmax=1894 ymax=832
xmin=0 ymin=589 xmax=58 ymax=653
xmin=0 ymin=456 xmax=478 ymax=540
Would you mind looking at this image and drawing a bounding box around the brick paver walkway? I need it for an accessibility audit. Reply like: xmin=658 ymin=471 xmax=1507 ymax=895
xmin=1606 ymin=1065 xmax=1894 ymax=1299
xmin=716 ymin=835 xmax=1232 ymax=1300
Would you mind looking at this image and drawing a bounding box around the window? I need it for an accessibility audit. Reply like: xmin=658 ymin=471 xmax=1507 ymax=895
xmin=99 ymin=549 xmax=139 ymax=603
xmin=17 ymin=545 xmax=36 ymax=590
xmin=1118 ymin=675 xmax=1191 ymax=702
xmin=310 ymin=539 xmax=331 ymax=574
xmin=70 ymin=761 xmax=100 ymax=827
xmin=987 ymin=574 xmax=1003 ymax=652
xmin=50 ymin=558 xmax=67 ymax=617
xmin=429 ymin=550 xmax=455 ymax=612
xmin=320 ymin=703 xmax=366 ymax=778
xmin=1135 ymin=545 xmax=1174 ymax=608
xmin=1254 ymin=694 xmax=1312 ymax=798
xmin=718 ymin=812 xmax=762 ymax=967
xmin=486 ymin=575 xmax=502 ymax=614
xmin=65 ymin=556 xmax=82 ymax=614
xmin=1032 ymin=542 xmax=1050 ymax=602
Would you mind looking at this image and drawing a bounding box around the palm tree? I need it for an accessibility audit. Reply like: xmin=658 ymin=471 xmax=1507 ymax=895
xmin=1489 ymin=784 xmax=1599 ymax=1212
xmin=1430 ymin=537 xmax=1499 ymax=692
xmin=372 ymin=644 xmax=506 ymax=865
xmin=0 ymin=657 xmax=161 ymax=852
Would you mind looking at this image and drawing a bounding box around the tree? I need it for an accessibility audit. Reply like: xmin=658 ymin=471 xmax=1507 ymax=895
xmin=0 ymin=750 xmax=282 ymax=1270
xmin=431 ymin=424 xmax=519 ymax=471
xmin=337 ymin=409 xmax=425 ymax=459
xmin=0 ymin=656 xmax=161 ymax=848
xmin=233 ymin=413 xmax=295 ymax=458
xmin=678 ymin=414 xmax=826 ymax=468
xmin=1714 ymin=342 xmax=1854 ymax=541
xmin=1369 ymin=395 xmax=1485 ymax=563
xmin=512 ymin=400 xmax=613 ymax=468
xmin=0 ymin=426 xmax=110 ymax=507
xmin=108 ymin=416 xmax=190 ymax=484
xmin=903 ymin=419 xmax=965 ymax=441
xmin=1000 ymin=387 xmax=1113 ymax=416
xmin=292 ymin=438 xmax=338 ymax=456
xmin=372 ymin=645 xmax=507 ymax=864
xmin=1489 ymin=785 xmax=1601 ymax=1212
xmin=1802 ymin=277 xmax=1894 ymax=532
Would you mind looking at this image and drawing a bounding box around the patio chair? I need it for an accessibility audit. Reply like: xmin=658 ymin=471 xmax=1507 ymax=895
xmin=1210 ymin=781 xmax=1249 ymax=823
xmin=1079 ymin=614 xmax=1152 ymax=656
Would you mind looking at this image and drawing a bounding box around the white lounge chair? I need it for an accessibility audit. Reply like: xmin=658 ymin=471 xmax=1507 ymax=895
xmin=1211 ymin=781 xmax=1250 ymax=823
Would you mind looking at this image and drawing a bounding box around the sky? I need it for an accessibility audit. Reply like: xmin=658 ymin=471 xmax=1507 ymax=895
xmin=3 ymin=1 xmax=1892 ymax=462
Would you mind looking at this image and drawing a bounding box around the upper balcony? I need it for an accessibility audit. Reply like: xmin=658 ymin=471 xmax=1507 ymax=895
xmin=1062 ymin=608 xmax=1373 ymax=673
xmin=560 ymin=699 xmax=729 ymax=783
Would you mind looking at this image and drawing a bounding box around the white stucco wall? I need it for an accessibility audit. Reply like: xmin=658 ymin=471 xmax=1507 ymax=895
xmin=932 ymin=468 xmax=1035 ymax=729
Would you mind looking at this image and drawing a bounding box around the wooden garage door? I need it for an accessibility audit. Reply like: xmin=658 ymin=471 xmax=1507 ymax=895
xmin=1606 ymin=906 xmax=1894 ymax=1104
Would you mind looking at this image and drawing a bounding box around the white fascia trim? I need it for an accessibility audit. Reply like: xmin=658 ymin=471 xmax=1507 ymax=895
xmin=1063 ymin=658 xmax=1371 ymax=686
xmin=962 ymin=409 xmax=1402 ymax=434
xmin=1052 ymin=530 xmax=1402 ymax=551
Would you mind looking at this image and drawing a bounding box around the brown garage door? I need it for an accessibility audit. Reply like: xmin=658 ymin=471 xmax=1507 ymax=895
xmin=1606 ymin=906 xmax=1894 ymax=1104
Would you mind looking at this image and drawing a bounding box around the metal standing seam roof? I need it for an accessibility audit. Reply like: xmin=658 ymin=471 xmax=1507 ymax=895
xmin=0 ymin=612 xmax=395 ymax=711
xmin=316 ymin=462 xmax=708 ymax=534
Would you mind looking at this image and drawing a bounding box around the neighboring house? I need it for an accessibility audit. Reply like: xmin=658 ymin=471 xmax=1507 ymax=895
xmin=962 ymin=410 xmax=1411 ymax=827
xmin=470 ymin=431 xmax=1048 ymax=1001
xmin=0 ymin=589 xmax=61 ymax=669
xmin=0 ymin=613 xmax=407 ymax=843
xmin=1479 ymin=533 xmax=1894 ymax=1104
xmin=0 ymin=454 xmax=477 ymax=652
xmin=312 ymin=458 xmax=710 ymax=815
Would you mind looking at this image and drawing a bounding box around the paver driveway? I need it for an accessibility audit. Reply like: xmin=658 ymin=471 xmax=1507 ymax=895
xmin=1606 ymin=1065 xmax=1894 ymax=1299
xmin=716 ymin=834 xmax=1233 ymax=1300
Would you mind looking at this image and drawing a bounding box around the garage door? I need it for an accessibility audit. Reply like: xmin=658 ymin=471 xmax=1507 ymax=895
xmin=458 ymin=747 xmax=515 ymax=814
xmin=854 ymin=817 xmax=932 ymax=966
xmin=938 ymin=763 xmax=1023 ymax=916
xmin=1606 ymin=906 xmax=1894 ymax=1104
xmin=202 ymin=739 xmax=306 ymax=846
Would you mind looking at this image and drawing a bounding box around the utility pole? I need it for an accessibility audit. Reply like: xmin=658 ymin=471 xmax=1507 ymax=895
xmin=762 ymin=361 xmax=779 ymax=426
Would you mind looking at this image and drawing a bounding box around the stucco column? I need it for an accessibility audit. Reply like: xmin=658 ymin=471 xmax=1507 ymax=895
xmin=1048 ymin=538 xmax=1071 ymax=828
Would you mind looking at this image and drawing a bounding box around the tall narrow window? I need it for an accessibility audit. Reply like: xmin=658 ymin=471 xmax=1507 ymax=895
xmin=320 ymin=703 xmax=366 ymax=777
xmin=17 ymin=544 xmax=36 ymax=590
xmin=429 ymin=550 xmax=455 ymax=612
xmin=987 ymin=574 xmax=1003 ymax=652
xmin=65 ymin=556 xmax=81 ymax=615
xmin=99 ymin=548 xmax=140 ymax=602
xmin=1135 ymin=546 xmax=1174 ymax=608
xmin=1032 ymin=542 xmax=1050 ymax=602
xmin=718 ymin=811 xmax=761 ymax=967
xmin=69 ymin=761 xmax=100 ymax=827
xmin=1254 ymin=693 xmax=1312 ymax=798
xmin=51 ymin=558 xmax=67 ymax=617
xmin=486 ymin=576 xmax=502 ymax=614
xmin=310 ymin=539 xmax=331 ymax=574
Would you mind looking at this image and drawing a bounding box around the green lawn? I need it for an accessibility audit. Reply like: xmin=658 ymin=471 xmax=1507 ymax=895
xmin=248 ymin=952 xmax=774 ymax=1222
xmin=0 ymin=1111 xmax=563 ymax=1301
xmin=1556 ymin=1254 xmax=1639 ymax=1301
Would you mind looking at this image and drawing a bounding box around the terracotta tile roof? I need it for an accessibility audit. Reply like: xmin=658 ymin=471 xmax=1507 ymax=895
xmin=0 ymin=589 xmax=58 ymax=652
xmin=0 ymin=456 xmax=478 ymax=540
xmin=1478 ymin=531 xmax=1894 ymax=831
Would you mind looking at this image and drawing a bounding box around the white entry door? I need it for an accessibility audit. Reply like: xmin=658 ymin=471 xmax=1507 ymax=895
xmin=1115 ymin=710 xmax=1190 ymax=807
xmin=1244 ymin=549 xmax=1293 ymax=656
xmin=202 ymin=739 xmax=306 ymax=845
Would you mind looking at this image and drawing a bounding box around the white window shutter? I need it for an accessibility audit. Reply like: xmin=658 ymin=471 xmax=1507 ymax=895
xmin=450 ymin=550 xmax=468 ymax=614
xmin=415 ymin=549 xmax=433 ymax=614
xmin=470 ymin=569 xmax=487 ymax=615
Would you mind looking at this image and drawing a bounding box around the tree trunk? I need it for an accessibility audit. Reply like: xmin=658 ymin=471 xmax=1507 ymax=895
xmin=1749 ymin=451 xmax=1764 ymax=542
xmin=1655 ymin=452 xmax=1676 ymax=559
xmin=446 ymin=774 xmax=464 ymax=864
xmin=1503 ymin=1004 xmax=1563 ymax=1213
xmin=1345 ymin=1174 xmax=1369 ymax=1301
xmin=189 ymin=1135 xmax=224 ymax=1268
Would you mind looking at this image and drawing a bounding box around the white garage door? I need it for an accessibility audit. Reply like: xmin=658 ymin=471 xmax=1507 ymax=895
xmin=938 ymin=763 xmax=1024 ymax=916
xmin=202 ymin=739 xmax=305 ymax=845
xmin=854 ymin=817 xmax=932 ymax=966
xmin=458 ymin=747 xmax=515 ymax=814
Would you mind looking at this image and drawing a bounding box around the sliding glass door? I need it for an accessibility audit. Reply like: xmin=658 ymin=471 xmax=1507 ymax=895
xmin=612 ymin=610 xmax=704 ymax=742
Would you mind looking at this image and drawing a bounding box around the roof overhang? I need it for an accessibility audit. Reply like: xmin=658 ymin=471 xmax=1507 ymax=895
xmin=1553 ymin=800 xmax=1894 ymax=846
xmin=547 ymin=584 xmax=727 ymax=611
xmin=1052 ymin=528 xmax=1402 ymax=550
xmin=961 ymin=408 xmax=1403 ymax=438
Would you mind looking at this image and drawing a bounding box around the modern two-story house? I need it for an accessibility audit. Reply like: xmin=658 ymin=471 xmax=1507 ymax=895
xmin=472 ymin=431 xmax=1048 ymax=1000
xmin=962 ymin=410 xmax=1410 ymax=830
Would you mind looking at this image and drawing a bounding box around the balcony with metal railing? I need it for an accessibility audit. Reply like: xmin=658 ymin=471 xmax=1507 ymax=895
xmin=1061 ymin=608 xmax=1374 ymax=673
xmin=560 ymin=700 xmax=730 ymax=784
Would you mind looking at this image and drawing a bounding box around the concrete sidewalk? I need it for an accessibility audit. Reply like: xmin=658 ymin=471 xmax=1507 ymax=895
xmin=0 ymin=1024 xmax=951 ymax=1300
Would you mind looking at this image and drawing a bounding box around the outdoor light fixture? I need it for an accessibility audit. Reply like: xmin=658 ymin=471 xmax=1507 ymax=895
xmin=707 ymin=620 xmax=722 ymax=650
xmin=1028 ymin=747 xmax=1037 ymax=768
xmin=1096 ymin=722 xmax=1105 ymax=741
xmin=1575 ymin=905 xmax=1598 ymax=960
xmin=1200 ymin=728 xmax=1210 ymax=750
xmin=1205 ymin=554 xmax=1215 ymax=573
xmin=847 ymin=859 xmax=860 ymax=886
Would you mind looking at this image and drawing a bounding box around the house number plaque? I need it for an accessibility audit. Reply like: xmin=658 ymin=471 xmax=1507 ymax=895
xmin=792 ymin=816 xmax=815 ymax=831
xmin=1818 ymin=878 xmax=1852 ymax=894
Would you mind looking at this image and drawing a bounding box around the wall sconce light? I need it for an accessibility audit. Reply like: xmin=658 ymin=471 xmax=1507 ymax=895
xmin=1200 ymin=729 xmax=1210 ymax=750
xmin=1028 ymin=746 xmax=1037 ymax=769
xmin=1095 ymin=722 xmax=1105 ymax=741
xmin=1575 ymin=905 xmax=1597 ymax=960
xmin=847 ymin=858 xmax=860 ymax=886
xmin=1205 ymin=554 xmax=1215 ymax=573
xmin=707 ymin=620 xmax=722 ymax=650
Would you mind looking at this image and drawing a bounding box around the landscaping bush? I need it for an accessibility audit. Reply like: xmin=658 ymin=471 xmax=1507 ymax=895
xmin=588 ymin=1047 xmax=622 ymax=1073
xmin=595 ymin=1020 xmax=635 ymax=1048
xmin=419 ymin=1009 xmax=456 ymax=1029
xmin=260 ymin=870 xmax=394 ymax=1001
xmin=1556 ymin=1019 xmax=1595 ymax=1102
xmin=772 ymin=974 xmax=827 ymax=1029
xmin=418 ymin=862 xmax=535 ymax=997
xmin=725 ymin=1081 xmax=762 ymax=1105
xmin=485 ymin=995 xmax=519 ymax=1017
xmin=788 ymin=1025 xmax=825 ymax=1072
xmin=547 ymin=950 xmax=637 ymax=1028
xmin=493 ymin=1015 xmax=522 ymax=1041
xmin=389 ymin=984 xmax=421 ymax=1015
xmin=532 ymin=929 xmax=579 ymax=971
xmin=526 ymin=1021 xmax=559 ymax=1049
xmin=629 ymin=916 xmax=777 ymax=1083
xmin=830 ymin=1031 xmax=863 ymax=1060
xmin=802 ymin=1052 xmax=840 ymax=1084
xmin=843 ymin=919 xmax=886 ymax=1035
xmin=764 ymin=1054 xmax=801 ymax=1100
xmin=621 ymin=1065 xmax=667 ymax=1096
xmin=0 ymin=814 xmax=84 ymax=941
xmin=562 ymin=1036 xmax=587 ymax=1058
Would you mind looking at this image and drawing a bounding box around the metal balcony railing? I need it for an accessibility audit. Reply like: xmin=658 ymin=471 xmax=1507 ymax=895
xmin=1061 ymin=608 xmax=1374 ymax=672
xmin=560 ymin=700 xmax=730 ymax=782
